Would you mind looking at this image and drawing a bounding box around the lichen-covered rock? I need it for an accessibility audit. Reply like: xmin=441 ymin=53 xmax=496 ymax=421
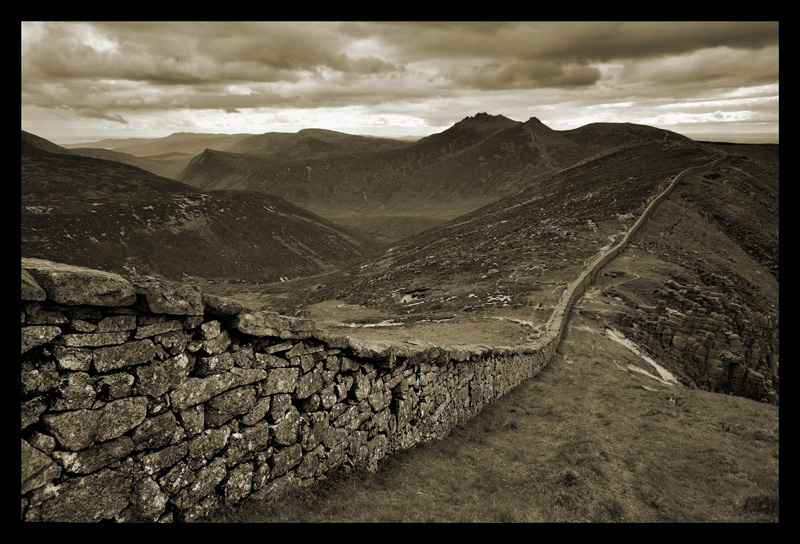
xmin=93 ymin=339 xmax=157 ymax=373
xmin=41 ymin=397 xmax=148 ymax=451
xmin=35 ymin=466 xmax=133 ymax=522
xmin=171 ymin=458 xmax=227 ymax=510
xmin=204 ymin=386 xmax=257 ymax=428
xmin=225 ymin=421 xmax=271 ymax=464
xmin=21 ymin=439 xmax=61 ymax=495
xmin=21 ymin=269 xmax=46 ymax=301
xmin=52 ymin=436 xmax=134 ymax=474
xmin=21 ymin=325 xmax=61 ymax=353
xmin=130 ymin=277 xmax=204 ymax=315
xmin=224 ymin=462 xmax=253 ymax=504
xmin=132 ymin=412 xmax=179 ymax=450
xmin=22 ymin=258 xmax=136 ymax=307
xmin=118 ymin=476 xmax=169 ymax=522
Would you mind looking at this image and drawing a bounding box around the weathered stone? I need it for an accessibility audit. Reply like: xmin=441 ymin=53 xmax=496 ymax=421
xmin=37 ymin=467 xmax=133 ymax=522
xmin=271 ymin=406 xmax=301 ymax=446
xmin=93 ymin=339 xmax=157 ymax=373
xmin=135 ymin=320 xmax=183 ymax=339
xmin=21 ymin=269 xmax=46 ymax=301
xmin=241 ymin=395 xmax=271 ymax=426
xmin=25 ymin=308 xmax=68 ymax=325
xmin=202 ymin=330 xmax=231 ymax=356
xmin=230 ymin=310 xmax=283 ymax=336
xmin=170 ymin=373 xmax=237 ymax=411
xmin=97 ymin=315 xmax=137 ymax=332
xmin=130 ymin=276 xmax=204 ymax=315
xmin=53 ymin=346 xmax=92 ymax=371
xmin=195 ymin=352 xmax=235 ymax=377
xmin=132 ymin=412 xmax=179 ymax=450
xmin=41 ymin=397 xmax=148 ymax=451
xmin=230 ymin=367 xmax=268 ymax=387
xmin=202 ymin=293 xmax=246 ymax=317
xmin=52 ymin=436 xmax=134 ymax=474
xmin=140 ymin=442 xmax=189 ymax=475
xmin=300 ymin=412 xmax=330 ymax=452
xmin=158 ymin=461 xmax=195 ymax=496
xmin=171 ymin=458 xmax=227 ymax=509
xmin=21 ymin=439 xmax=61 ymax=495
xmin=27 ymin=431 xmax=57 ymax=455
xmin=295 ymin=369 xmax=323 ymax=399
xmin=232 ymin=346 xmax=255 ymax=369
xmin=59 ymin=331 xmax=130 ymax=348
xmin=48 ymin=371 xmax=96 ymax=411
xmin=177 ymin=405 xmax=205 ymax=436
xmin=254 ymin=352 xmax=292 ymax=369
xmin=98 ymin=397 xmax=149 ymax=442
xmin=200 ymin=320 xmax=222 ymax=340
xmin=225 ymin=421 xmax=271 ymax=464
xmin=204 ymin=386 xmax=257 ymax=428
xmin=224 ymin=462 xmax=253 ymax=504
xmin=260 ymin=340 xmax=295 ymax=354
xmin=21 ymin=359 xmax=59 ymax=398
xmin=262 ymin=367 xmax=300 ymax=395
xmin=21 ymin=397 xmax=47 ymax=430
xmin=22 ymin=258 xmax=136 ymax=307
xmin=136 ymin=353 xmax=192 ymax=398
xmin=156 ymin=330 xmax=191 ymax=355
xmin=21 ymin=325 xmax=61 ymax=353
xmin=96 ymin=372 xmax=135 ymax=401
xmin=187 ymin=428 xmax=230 ymax=469
xmin=70 ymin=319 xmax=97 ymax=333
xmin=270 ymin=444 xmax=303 ymax=478
xmin=118 ymin=476 xmax=169 ymax=522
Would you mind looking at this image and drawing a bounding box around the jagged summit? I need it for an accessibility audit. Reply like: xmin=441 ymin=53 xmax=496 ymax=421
xmin=457 ymin=112 xmax=519 ymax=130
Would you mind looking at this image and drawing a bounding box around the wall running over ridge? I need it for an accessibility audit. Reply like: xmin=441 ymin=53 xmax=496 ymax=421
xmin=20 ymin=158 xmax=720 ymax=522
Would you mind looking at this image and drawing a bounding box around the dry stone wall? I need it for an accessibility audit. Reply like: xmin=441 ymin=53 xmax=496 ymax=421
xmin=20 ymin=155 xmax=723 ymax=523
xmin=21 ymin=258 xmax=561 ymax=522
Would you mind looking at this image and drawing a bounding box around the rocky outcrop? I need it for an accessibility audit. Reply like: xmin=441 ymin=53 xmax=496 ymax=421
xmin=628 ymin=279 xmax=778 ymax=404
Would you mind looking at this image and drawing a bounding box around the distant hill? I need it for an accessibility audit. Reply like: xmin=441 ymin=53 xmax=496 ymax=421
xmin=175 ymin=114 xmax=697 ymax=242
xmin=21 ymin=132 xmax=377 ymax=283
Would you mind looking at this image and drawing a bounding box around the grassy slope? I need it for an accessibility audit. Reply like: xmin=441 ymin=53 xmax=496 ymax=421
xmin=208 ymin=307 xmax=778 ymax=523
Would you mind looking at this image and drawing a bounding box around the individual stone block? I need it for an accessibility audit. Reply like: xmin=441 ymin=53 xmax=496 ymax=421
xmin=35 ymin=467 xmax=133 ymax=522
xmin=132 ymin=412 xmax=178 ymax=450
xmin=52 ymin=436 xmax=134 ymax=474
xmin=48 ymin=372 xmax=96 ymax=411
xmin=225 ymin=421 xmax=271 ymax=464
xmin=204 ymin=386 xmax=257 ymax=428
xmin=96 ymin=315 xmax=137 ymax=332
xmin=58 ymin=331 xmax=130 ymax=348
xmin=135 ymin=353 xmax=192 ymax=398
xmin=135 ymin=320 xmax=183 ymax=339
xmin=22 ymin=258 xmax=136 ymax=307
xmin=262 ymin=367 xmax=300 ymax=395
xmin=41 ymin=397 xmax=148 ymax=451
xmin=171 ymin=458 xmax=227 ymax=510
xmin=118 ymin=476 xmax=169 ymax=522
xmin=21 ymin=326 xmax=61 ymax=353
xmin=224 ymin=462 xmax=253 ymax=504
xmin=21 ymin=269 xmax=46 ymax=301
xmin=270 ymin=444 xmax=303 ymax=478
xmin=52 ymin=346 xmax=93 ymax=372
xmin=130 ymin=276 xmax=204 ymax=315
xmin=21 ymin=439 xmax=61 ymax=495
xmin=195 ymin=352 xmax=235 ymax=377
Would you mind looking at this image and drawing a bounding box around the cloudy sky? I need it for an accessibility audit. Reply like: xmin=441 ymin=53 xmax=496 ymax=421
xmin=21 ymin=21 xmax=779 ymax=144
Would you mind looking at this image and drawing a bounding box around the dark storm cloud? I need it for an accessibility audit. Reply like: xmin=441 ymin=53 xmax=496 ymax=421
xmin=21 ymin=21 xmax=779 ymax=142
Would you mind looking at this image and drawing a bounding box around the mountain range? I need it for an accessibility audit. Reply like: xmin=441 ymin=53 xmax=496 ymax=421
xmin=21 ymin=113 xmax=779 ymax=403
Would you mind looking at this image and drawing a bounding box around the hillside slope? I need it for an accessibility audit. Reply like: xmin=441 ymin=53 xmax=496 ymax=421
xmin=21 ymin=132 xmax=377 ymax=283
